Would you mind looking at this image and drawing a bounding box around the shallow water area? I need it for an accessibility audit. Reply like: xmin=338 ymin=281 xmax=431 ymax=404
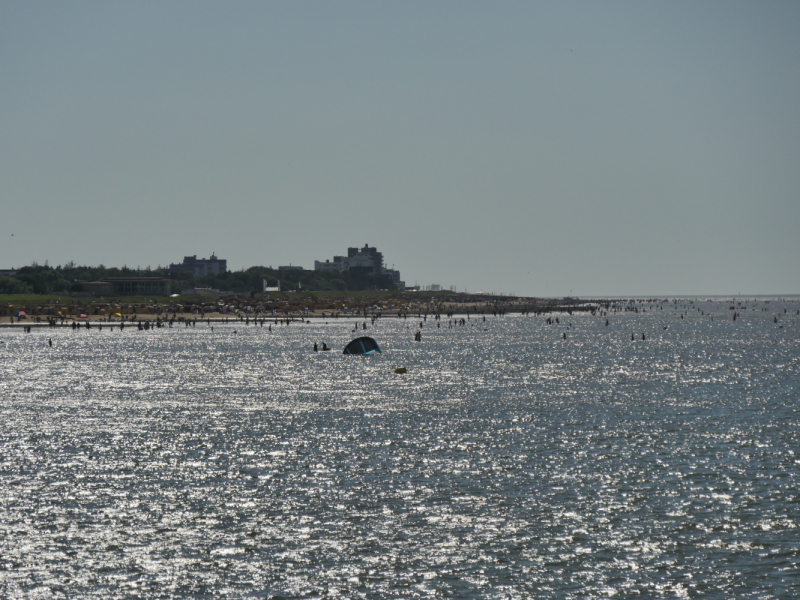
xmin=1 ymin=299 xmax=799 ymax=598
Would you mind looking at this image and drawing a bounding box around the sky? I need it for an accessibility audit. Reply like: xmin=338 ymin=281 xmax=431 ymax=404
xmin=1 ymin=1 xmax=798 ymax=296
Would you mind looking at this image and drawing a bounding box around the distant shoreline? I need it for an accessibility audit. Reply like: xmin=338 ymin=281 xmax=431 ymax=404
xmin=3 ymin=294 xmax=797 ymax=329
xmin=0 ymin=299 xmax=593 ymax=327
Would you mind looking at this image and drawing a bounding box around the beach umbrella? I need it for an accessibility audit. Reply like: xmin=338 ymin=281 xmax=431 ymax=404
xmin=114 ymin=312 xmax=122 ymax=317
xmin=80 ymin=314 xmax=87 ymax=318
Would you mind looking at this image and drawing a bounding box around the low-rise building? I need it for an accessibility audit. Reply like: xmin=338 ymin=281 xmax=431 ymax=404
xmin=314 ymin=258 xmax=347 ymax=272
xmin=263 ymin=279 xmax=281 ymax=292
xmin=83 ymin=277 xmax=171 ymax=296
xmin=382 ymin=268 xmax=405 ymax=289
xmin=166 ymin=253 xmax=227 ymax=277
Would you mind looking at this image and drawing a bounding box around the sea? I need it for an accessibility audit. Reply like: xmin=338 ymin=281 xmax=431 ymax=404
xmin=1 ymin=298 xmax=798 ymax=599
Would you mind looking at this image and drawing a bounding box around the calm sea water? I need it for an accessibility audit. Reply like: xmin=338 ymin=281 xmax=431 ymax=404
xmin=1 ymin=299 xmax=799 ymax=599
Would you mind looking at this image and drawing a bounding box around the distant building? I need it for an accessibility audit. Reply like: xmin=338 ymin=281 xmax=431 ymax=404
xmin=382 ymin=268 xmax=404 ymax=288
xmin=278 ymin=265 xmax=304 ymax=272
xmin=263 ymin=279 xmax=281 ymax=292
xmin=314 ymin=244 xmax=405 ymax=288
xmin=347 ymin=244 xmax=383 ymax=276
xmin=314 ymin=258 xmax=347 ymax=273
xmin=0 ymin=269 xmax=16 ymax=277
xmin=166 ymin=253 xmax=227 ymax=277
xmin=83 ymin=277 xmax=171 ymax=296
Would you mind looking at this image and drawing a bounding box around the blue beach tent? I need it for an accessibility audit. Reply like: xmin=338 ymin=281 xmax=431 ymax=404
xmin=343 ymin=337 xmax=382 ymax=355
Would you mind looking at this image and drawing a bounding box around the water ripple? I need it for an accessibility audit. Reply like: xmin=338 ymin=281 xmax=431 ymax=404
xmin=1 ymin=300 xmax=799 ymax=598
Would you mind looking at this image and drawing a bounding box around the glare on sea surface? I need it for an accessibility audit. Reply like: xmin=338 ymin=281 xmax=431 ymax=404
xmin=0 ymin=299 xmax=798 ymax=598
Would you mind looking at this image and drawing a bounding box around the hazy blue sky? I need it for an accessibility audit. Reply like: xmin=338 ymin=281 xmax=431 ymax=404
xmin=2 ymin=1 xmax=798 ymax=296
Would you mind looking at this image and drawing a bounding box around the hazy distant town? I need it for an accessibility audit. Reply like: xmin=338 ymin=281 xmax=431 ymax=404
xmin=0 ymin=244 xmax=456 ymax=297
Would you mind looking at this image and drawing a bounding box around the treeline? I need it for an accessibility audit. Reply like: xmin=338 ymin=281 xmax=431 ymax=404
xmin=167 ymin=266 xmax=396 ymax=294
xmin=1 ymin=263 xmax=142 ymax=295
xmin=0 ymin=263 xmax=398 ymax=295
